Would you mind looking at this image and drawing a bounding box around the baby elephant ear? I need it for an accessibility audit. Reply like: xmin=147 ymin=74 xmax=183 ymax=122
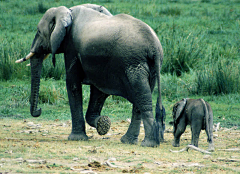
xmin=174 ymin=98 xmax=187 ymax=122
xmin=50 ymin=6 xmax=72 ymax=66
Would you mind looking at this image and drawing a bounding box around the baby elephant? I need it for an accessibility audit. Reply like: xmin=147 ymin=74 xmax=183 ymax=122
xmin=172 ymin=98 xmax=214 ymax=152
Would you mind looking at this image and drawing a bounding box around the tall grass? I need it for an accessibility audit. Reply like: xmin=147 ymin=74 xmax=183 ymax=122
xmin=41 ymin=55 xmax=66 ymax=80
xmin=195 ymin=59 xmax=240 ymax=95
xmin=1 ymin=0 xmax=239 ymax=96
xmin=161 ymin=27 xmax=204 ymax=76
xmin=0 ymin=37 xmax=31 ymax=81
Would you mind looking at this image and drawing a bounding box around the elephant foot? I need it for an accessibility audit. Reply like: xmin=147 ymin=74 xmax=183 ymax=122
xmin=68 ymin=133 xmax=89 ymax=141
xmin=120 ymin=134 xmax=138 ymax=145
xmin=207 ymin=144 xmax=215 ymax=152
xmin=141 ymin=138 xmax=159 ymax=147
xmin=96 ymin=116 xmax=111 ymax=135
xmin=172 ymin=141 xmax=180 ymax=147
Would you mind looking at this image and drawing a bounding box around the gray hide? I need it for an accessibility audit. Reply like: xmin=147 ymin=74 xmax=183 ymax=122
xmin=172 ymin=98 xmax=214 ymax=152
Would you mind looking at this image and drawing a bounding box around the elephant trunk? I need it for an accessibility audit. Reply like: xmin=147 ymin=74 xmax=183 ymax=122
xmin=30 ymin=54 xmax=44 ymax=117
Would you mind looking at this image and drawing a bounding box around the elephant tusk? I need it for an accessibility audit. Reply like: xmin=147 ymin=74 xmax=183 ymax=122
xmin=15 ymin=52 xmax=35 ymax=63
xmin=43 ymin=53 xmax=50 ymax=60
xmin=26 ymin=53 xmax=50 ymax=67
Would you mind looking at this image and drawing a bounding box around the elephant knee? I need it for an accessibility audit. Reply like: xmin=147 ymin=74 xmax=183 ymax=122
xmin=85 ymin=114 xmax=99 ymax=127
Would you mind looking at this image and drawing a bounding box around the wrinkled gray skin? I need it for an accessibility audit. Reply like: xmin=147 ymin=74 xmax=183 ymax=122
xmin=172 ymin=98 xmax=214 ymax=151
xmin=23 ymin=4 xmax=165 ymax=147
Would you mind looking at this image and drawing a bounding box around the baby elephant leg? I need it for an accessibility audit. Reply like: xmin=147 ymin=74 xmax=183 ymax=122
xmin=172 ymin=118 xmax=187 ymax=147
xmin=190 ymin=121 xmax=202 ymax=147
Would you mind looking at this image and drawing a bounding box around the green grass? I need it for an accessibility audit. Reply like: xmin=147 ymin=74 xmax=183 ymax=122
xmin=0 ymin=0 xmax=239 ymax=128
xmin=1 ymin=0 xmax=240 ymax=80
xmin=1 ymin=77 xmax=239 ymax=128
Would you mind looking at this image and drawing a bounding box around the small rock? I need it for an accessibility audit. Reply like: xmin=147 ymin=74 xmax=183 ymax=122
xmin=73 ymin=158 xmax=79 ymax=161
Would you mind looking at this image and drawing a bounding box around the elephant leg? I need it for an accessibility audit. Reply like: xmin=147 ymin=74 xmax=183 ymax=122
xmin=85 ymin=85 xmax=111 ymax=135
xmin=121 ymin=105 xmax=141 ymax=145
xmin=190 ymin=121 xmax=202 ymax=147
xmin=64 ymin=55 xmax=88 ymax=141
xmin=66 ymin=78 xmax=88 ymax=141
xmin=141 ymin=110 xmax=159 ymax=147
xmin=205 ymin=129 xmax=214 ymax=151
xmin=124 ymin=65 xmax=159 ymax=147
xmin=172 ymin=118 xmax=187 ymax=147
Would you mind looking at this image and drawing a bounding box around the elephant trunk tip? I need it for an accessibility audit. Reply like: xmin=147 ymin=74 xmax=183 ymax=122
xmin=30 ymin=108 xmax=42 ymax=117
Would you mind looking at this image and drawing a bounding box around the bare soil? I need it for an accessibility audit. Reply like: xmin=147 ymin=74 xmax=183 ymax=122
xmin=0 ymin=119 xmax=239 ymax=173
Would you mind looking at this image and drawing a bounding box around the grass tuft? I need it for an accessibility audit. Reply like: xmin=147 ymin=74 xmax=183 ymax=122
xmin=195 ymin=59 xmax=240 ymax=95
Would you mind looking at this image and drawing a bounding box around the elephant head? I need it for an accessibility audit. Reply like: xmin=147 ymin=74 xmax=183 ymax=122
xmin=172 ymin=98 xmax=187 ymax=123
xmin=16 ymin=6 xmax=72 ymax=117
xmin=15 ymin=4 xmax=112 ymax=117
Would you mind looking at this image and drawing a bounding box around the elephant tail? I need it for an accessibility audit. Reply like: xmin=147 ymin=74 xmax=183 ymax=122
xmin=155 ymin=45 xmax=165 ymax=119
xmin=200 ymin=99 xmax=211 ymax=142
xmin=154 ymin=45 xmax=166 ymax=143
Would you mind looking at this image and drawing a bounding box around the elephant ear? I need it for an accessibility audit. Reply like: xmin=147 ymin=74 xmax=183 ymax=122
xmin=50 ymin=6 xmax=72 ymax=67
xmin=173 ymin=98 xmax=187 ymax=123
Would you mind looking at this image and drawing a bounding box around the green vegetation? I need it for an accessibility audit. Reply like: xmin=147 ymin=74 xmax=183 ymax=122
xmin=0 ymin=0 xmax=239 ymax=128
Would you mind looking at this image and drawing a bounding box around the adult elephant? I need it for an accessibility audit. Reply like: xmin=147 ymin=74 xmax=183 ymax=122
xmin=16 ymin=4 xmax=165 ymax=147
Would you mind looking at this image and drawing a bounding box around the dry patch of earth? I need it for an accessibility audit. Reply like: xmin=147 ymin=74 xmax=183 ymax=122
xmin=0 ymin=118 xmax=239 ymax=173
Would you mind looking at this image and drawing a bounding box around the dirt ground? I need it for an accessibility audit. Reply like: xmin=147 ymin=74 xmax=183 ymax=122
xmin=0 ymin=118 xmax=239 ymax=173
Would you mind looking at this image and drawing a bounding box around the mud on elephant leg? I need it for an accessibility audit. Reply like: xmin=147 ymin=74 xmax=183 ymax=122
xmin=121 ymin=106 xmax=141 ymax=145
xmin=85 ymin=86 xmax=111 ymax=135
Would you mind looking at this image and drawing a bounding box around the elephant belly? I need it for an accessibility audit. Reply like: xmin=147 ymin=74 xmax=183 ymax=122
xmin=85 ymin=76 xmax=126 ymax=98
xmin=81 ymin=61 xmax=126 ymax=97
